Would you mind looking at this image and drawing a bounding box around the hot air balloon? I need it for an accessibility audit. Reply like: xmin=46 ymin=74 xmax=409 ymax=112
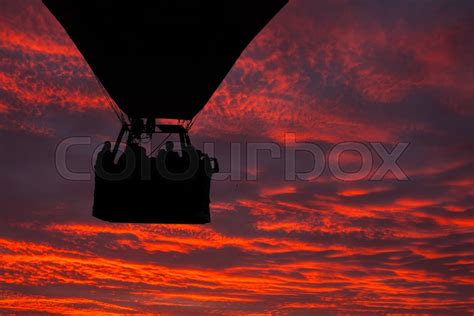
xmin=43 ymin=0 xmax=288 ymax=224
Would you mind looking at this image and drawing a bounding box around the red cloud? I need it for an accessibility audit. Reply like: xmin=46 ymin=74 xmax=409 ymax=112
xmin=0 ymin=0 xmax=473 ymax=315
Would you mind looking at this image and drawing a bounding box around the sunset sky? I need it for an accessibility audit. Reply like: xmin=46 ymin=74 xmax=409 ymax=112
xmin=0 ymin=0 xmax=473 ymax=315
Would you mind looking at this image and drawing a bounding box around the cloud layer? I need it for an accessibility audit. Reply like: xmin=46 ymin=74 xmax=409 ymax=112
xmin=0 ymin=0 xmax=473 ymax=315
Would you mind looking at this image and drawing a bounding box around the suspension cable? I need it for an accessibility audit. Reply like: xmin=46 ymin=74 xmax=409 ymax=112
xmin=94 ymin=75 xmax=128 ymax=124
xmin=148 ymin=133 xmax=173 ymax=157
xmin=186 ymin=109 xmax=203 ymax=132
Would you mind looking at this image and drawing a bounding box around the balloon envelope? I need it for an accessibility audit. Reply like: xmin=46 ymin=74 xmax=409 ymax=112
xmin=43 ymin=0 xmax=288 ymax=119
